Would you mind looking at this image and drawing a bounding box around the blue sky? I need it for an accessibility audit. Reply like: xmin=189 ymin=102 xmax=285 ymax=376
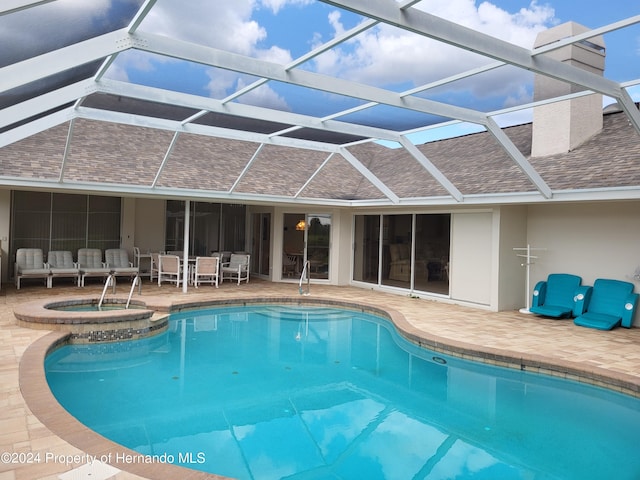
xmin=10 ymin=0 xmax=633 ymax=143
xmin=114 ymin=1 xmax=639 ymax=139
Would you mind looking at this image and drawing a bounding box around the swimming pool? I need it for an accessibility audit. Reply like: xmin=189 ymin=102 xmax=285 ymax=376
xmin=45 ymin=304 xmax=640 ymax=479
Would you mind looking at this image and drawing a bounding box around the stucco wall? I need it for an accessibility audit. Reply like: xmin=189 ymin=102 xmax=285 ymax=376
xmin=526 ymin=201 xmax=640 ymax=287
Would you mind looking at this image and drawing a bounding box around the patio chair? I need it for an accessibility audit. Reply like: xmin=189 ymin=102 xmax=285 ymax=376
xmin=158 ymin=254 xmax=181 ymax=287
xmin=47 ymin=250 xmax=80 ymax=287
xmin=573 ymin=278 xmax=639 ymax=330
xmin=15 ymin=248 xmax=51 ymax=289
xmin=193 ymin=256 xmax=220 ymax=288
xmin=283 ymin=252 xmax=298 ymax=277
xmin=105 ymin=249 xmax=139 ymax=282
xmin=222 ymin=253 xmax=250 ymax=285
xmin=77 ymin=248 xmax=111 ymax=287
xmin=530 ymin=273 xmax=582 ymax=318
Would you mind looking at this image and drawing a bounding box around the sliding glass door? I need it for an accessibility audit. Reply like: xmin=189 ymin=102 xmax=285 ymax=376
xmin=283 ymin=213 xmax=331 ymax=280
xmin=353 ymin=213 xmax=450 ymax=295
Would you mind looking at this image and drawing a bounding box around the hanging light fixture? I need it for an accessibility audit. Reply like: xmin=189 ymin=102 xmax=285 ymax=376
xmin=295 ymin=220 xmax=306 ymax=231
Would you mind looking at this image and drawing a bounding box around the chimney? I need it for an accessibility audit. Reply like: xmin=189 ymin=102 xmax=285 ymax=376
xmin=531 ymin=22 xmax=605 ymax=157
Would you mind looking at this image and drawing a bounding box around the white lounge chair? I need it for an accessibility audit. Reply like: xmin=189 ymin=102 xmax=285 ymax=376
xmin=15 ymin=248 xmax=51 ymax=289
xmin=105 ymin=249 xmax=139 ymax=283
xmin=47 ymin=250 xmax=80 ymax=287
xmin=77 ymin=248 xmax=111 ymax=287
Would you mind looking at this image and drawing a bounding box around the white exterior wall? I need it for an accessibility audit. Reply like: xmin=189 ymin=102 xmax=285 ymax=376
xmin=450 ymin=211 xmax=493 ymax=306
xmin=134 ymin=198 xmax=167 ymax=254
xmin=1 ymin=190 xmax=638 ymax=316
xmin=526 ymin=201 xmax=640 ymax=286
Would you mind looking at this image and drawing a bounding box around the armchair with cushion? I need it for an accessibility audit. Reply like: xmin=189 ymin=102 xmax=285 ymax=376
xmin=222 ymin=254 xmax=250 ymax=285
xmin=573 ymin=278 xmax=638 ymax=330
xmin=388 ymin=244 xmax=428 ymax=283
xmin=105 ymin=249 xmax=139 ymax=276
xmin=530 ymin=273 xmax=582 ymax=318
xmin=77 ymin=248 xmax=111 ymax=287
xmin=15 ymin=248 xmax=51 ymax=289
xmin=47 ymin=250 xmax=80 ymax=287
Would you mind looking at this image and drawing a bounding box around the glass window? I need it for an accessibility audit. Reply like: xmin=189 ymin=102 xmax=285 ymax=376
xmin=165 ymin=201 xmax=245 ymax=255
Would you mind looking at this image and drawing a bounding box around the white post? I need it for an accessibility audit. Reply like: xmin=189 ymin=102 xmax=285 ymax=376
xmin=182 ymin=200 xmax=190 ymax=293
xmin=514 ymin=244 xmax=545 ymax=314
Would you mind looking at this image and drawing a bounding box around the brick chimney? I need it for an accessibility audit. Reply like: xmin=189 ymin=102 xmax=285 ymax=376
xmin=531 ymin=22 xmax=605 ymax=157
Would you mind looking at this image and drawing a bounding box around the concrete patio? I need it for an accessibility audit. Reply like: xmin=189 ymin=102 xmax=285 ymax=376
xmin=2 ymin=278 xmax=640 ymax=479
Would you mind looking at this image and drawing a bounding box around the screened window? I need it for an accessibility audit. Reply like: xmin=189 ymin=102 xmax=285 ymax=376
xmin=10 ymin=191 xmax=121 ymax=276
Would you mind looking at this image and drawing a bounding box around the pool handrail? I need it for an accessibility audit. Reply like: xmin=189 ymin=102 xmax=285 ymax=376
xmin=126 ymin=274 xmax=141 ymax=309
xmin=299 ymin=260 xmax=310 ymax=296
xmin=98 ymin=273 xmax=116 ymax=309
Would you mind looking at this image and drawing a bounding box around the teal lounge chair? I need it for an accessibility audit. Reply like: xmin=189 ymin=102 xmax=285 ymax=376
xmin=573 ymin=279 xmax=638 ymax=330
xmin=530 ymin=273 xmax=582 ymax=318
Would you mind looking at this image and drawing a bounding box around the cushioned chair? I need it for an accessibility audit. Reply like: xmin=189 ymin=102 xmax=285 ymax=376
xmin=530 ymin=273 xmax=582 ymax=318
xmin=47 ymin=250 xmax=80 ymax=287
xmin=77 ymin=248 xmax=111 ymax=287
xmin=15 ymin=248 xmax=51 ymax=289
xmin=388 ymin=244 xmax=428 ymax=283
xmin=222 ymin=253 xmax=250 ymax=285
xmin=573 ymin=278 xmax=639 ymax=330
xmin=105 ymin=249 xmax=139 ymax=282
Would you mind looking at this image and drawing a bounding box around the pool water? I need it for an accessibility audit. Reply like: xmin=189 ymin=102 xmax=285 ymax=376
xmin=45 ymin=305 xmax=640 ymax=480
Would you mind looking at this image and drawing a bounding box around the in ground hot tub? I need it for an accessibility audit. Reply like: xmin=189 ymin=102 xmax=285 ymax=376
xmin=14 ymin=297 xmax=168 ymax=343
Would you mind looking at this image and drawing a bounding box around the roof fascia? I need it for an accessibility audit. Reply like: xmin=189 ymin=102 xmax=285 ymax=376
xmin=0 ymin=176 xmax=360 ymax=206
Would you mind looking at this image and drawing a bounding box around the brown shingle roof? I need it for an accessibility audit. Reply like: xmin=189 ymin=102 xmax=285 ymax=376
xmin=1 ymin=110 xmax=639 ymax=202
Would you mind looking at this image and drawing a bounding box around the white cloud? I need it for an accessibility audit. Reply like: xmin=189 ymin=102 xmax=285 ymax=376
xmin=141 ymin=0 xmax=264 ymax=55
xmin=311 ymin=1 xmax=555 ymax=107
xmin=259 ymin=0 xmax=314 ymax=15
xmin=234 ymin=78 xmax=291 ymax=111
xmin=128 ymin=0 xmax=294 ymax=104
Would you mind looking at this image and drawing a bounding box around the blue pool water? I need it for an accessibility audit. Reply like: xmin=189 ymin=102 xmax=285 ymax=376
xmin=45 ymin=305 xmax=640 ymax=479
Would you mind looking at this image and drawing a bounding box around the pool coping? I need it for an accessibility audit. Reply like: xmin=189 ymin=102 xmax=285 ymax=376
xmin=19 ymin=295 xmax=640 ymax=480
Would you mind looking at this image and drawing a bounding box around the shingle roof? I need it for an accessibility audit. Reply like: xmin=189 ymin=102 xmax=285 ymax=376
xmin=1 ymin=108 xmax=638 ymax=204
